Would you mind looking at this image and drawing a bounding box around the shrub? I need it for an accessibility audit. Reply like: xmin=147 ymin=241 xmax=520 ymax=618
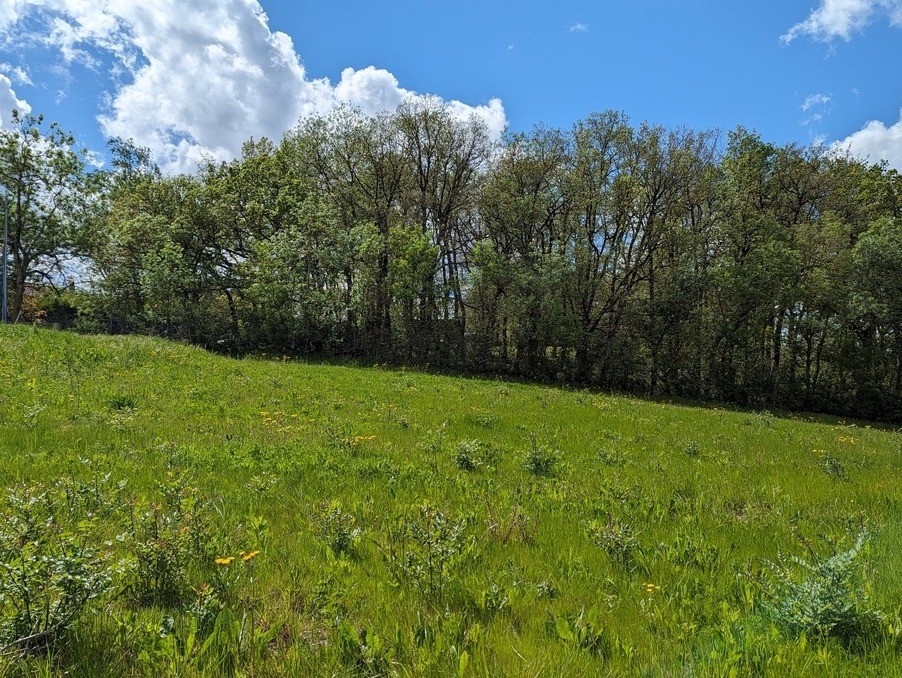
xmin=125 ymin=472 xmax=213 ymax=608
xmin=386 ymin=505 xmax=473 ymax=598
xmin=817 ymin=452 xmax=847 ymax=480
xmin=453 ymin=440 xmax=484 ymax=472
xmin=523 ymin=441 xmax=560 ymax=477
xmin=0 ymin=483 xmax=115 ymax=656
xmin=587 ymin=517 xmax=638 ymax=566
xmin=312 ymin=501 xmax=361 ymax=556
xmin=763 ymin=532 xmax=884 ymax=649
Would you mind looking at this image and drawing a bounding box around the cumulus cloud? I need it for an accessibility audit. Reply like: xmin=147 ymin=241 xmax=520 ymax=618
xmin=836 ymin=111 xmax=902 ymax=171
xmin=569 ymin=22 xmax=589 ymax=33
xmin=0 ymin=1 xmax=507 ymax=174
xmin=782 ymin=0 xmax=902 ymax=43
xmin=0 ymin=72 xmax=31 ymax=128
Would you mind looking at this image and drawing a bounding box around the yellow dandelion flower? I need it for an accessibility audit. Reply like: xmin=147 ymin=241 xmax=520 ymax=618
xmin=242 ymin=550 xmax=260 ymax=562
xmin=215 ymin=556 xmax=235 ymax=566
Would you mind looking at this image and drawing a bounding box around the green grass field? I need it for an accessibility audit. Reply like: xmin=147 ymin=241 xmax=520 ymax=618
xmin=0 ymin=325 xmax=900 ymax=676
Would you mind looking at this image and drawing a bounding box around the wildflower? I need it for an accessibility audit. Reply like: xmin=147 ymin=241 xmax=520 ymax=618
xmin=215 ymin=556 xmax=235 ymax=566
xmin=643 ymin=583 xmax=660 ymax=593
xmin=242 ymin=550 xmax=260 ymax=562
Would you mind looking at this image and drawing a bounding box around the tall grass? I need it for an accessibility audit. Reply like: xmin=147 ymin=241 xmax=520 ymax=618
xmin=0 ymin=325 xmax=899 ymax=675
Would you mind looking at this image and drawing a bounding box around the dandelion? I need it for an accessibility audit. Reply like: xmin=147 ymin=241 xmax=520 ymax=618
xmin=242 ymin=550 xmax=260 ymax=562
xmin=215 ymin=556 xmax=235 ymax=566
xmin=643 ymin=583 xmax=660 ymax=593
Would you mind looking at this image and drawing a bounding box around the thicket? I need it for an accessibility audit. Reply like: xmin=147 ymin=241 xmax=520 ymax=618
xmin=2 ymin=103 xmax=902 ymax=420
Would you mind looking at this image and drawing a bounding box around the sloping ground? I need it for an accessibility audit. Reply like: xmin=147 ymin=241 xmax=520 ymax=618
xmin=0 ymin=325 xmax=900 ymax=675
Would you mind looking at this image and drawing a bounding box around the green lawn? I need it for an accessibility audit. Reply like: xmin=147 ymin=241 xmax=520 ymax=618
xmin=0 ymin=325 xmax=900 ymax=676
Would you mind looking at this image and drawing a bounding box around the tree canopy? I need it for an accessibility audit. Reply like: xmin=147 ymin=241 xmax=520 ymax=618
xmin=3 ymin=102 xmax=902 ymax=421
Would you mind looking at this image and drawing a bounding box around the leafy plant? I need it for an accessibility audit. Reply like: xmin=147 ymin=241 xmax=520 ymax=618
xmin=548 ymin=607 xmax=611 ymax=657
xmin=334 ymin=621 xmax=396 ymax=676
xmin=763 ymin=532 xmax=884 ymax=648
xmin=0 ymin=483 xmax=115 ymax=656
xmin=587 ymin=517 xmax=638 ymax=566
xmin=386 ymin=505 xmax=474 ymax=597
xmin=523 ymin=440 xmax=560 ymax=477
xmin=313 ymin=501 xmax=361 ymax=556
xmin=453 ymin=440 xmax=485 ymax=472
xmin=817 ymin=453 xmax=847 ymax=480
xmin=124 ymin=471 xmax=213 ymax=608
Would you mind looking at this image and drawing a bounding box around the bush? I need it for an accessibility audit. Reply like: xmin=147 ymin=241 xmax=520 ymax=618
xmin=523 ymin=441 xmax=560 ymax=477
xmin=763 ymin=532 xmax=884 ymax=649
xmin=385 ymin=505 xmax=474 ymax=598
xmin=312 ymin=501 xmax=361 ymax=556
xmin=454 ymin=440 xmax=484 ymax=472
xmin=587 ymin=517 xmax=638 ymax=566
xmin=817 ymin=452 xmax=847 ymax=480
xmin=125 ymin=471 xmax=213 ymax=608
xmin=0 ymin=483 xmax=115 ymax=655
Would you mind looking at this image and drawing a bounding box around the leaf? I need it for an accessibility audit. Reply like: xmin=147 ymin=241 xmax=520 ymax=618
xmin=457 ymin=649 xmax=469 ymax=677
xmin=555 ymin=615 xmax=574 ymax=642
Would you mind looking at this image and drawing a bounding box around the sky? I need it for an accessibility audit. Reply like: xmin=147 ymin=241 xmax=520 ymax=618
xmin=0 ymin=0 xmax=900 ymax=174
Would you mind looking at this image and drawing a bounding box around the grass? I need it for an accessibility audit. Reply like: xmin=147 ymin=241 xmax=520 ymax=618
xmin=0 ymin=324 xmax=900 ymax=675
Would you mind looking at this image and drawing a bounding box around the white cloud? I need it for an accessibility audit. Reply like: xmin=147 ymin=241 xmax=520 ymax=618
xmin=0 ymin=1 xmax=27 ymax=32
xmin=801 ymin=94 xmax=831 ymax=126
xmin=0 ymin=62 xmax=31 ymax=85
xmin=569 ymin=22 xmax=589 ymax=33
xmin=0 ymin=72 xmax=31 ymax=128
xmin=782 ymin=0 xmax=902 ymax=42
xmin=836 ymin=111 xmax=902 ymax=171
xmin=333 ymin=66 xmax=407 ymax=116
xmin=0 ymin=1 xmax=507 ymax=174
xmin=802 ymin=93 xmax=831 ymax=111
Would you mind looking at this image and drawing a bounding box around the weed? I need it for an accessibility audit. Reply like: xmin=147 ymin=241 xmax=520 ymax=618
xmin=523 ymin=440 xmax=560 ymax=477
xmin=386 ymin=506 xmax=474 ymax=598
xmin=313 ymin=501 xmax=361 ymax=556
xmin=0 ymin=483 xmax=114 ymax=656
xmin=124 ymin=472 xmax=213 ymax=608
xmin=108 ymin=394 xmax=138 ymax=411
xmin=548 ymin=607 xmax=612 ymax=657
xmin=683 ymin=441 xmax=701 ymax=457
xmin=816 ymin=452 xmax=847 ymax=480
xmin=453 ymin=440 xmax=485 ymax=472
xmin=763 ymin=532 xmax=884 ymax=649
xmin=587 ymin=517 xmax=639 ymax=566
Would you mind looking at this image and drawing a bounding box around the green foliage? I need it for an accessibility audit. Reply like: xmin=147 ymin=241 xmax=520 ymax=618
xmin=523 ymin=439 xmax=561 ymax=477
xmin=0 ymin=480 xmax=116 ymax=655
xmin=0 ymin=327 xmax=900 ymax=674
xmin=386 ymin=506 xmax=474 ymax=598
xmin=548 ymin=606 xmax=612 ymax=658
xmin=312 ymin=501 xmax=361 ymax=556
xmin=124 ymin=471 xmax=213 ymax=608
xmin=817 ymin=452 xmax=848 ymax=480
xmin=587 ymin=517 xmax=639 ymax=566
xmin=763 ymin=532 xmax=885 ymax=648
xmin=453 ymin=439 xmax=496 ymax=472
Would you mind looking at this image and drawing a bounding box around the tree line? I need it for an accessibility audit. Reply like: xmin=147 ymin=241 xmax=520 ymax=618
xmin=2 ymin=103 xmax=901 ymax=421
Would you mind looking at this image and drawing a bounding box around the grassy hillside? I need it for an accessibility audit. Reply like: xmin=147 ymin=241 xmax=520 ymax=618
xmin=0 ymin=325 xmax=900 ymax=676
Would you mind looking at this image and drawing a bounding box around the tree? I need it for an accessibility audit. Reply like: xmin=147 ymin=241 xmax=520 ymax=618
xmin=0 ymin=111 xmax=89 ymax=321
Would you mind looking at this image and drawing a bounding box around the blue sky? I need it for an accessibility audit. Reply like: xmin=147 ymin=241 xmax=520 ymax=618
xmin=0 ymin=0 xmax=900 ymax=173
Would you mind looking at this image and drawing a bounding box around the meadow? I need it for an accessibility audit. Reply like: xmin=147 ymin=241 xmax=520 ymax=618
xmin=0 ymin=324 xmax=900 ymax=676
